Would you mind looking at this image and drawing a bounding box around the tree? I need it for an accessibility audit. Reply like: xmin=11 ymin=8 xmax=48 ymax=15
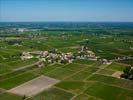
xmin=121 ymin=66 xmax=133 ymax=80
xmin=123 ymin=66 xmax=131 ymax=78
xmin=22 ymin=95 xmax=26 ymax=100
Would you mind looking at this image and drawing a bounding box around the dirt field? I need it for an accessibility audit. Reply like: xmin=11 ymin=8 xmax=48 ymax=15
xmin=112 ymin=71 xmax=123 ymax=78
xmin=8 ymin=75 xmax=60 ymax=96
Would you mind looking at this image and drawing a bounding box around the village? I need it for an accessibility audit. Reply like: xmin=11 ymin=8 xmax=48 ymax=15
xmin=20 ymin=46 xmax=112 ymax=68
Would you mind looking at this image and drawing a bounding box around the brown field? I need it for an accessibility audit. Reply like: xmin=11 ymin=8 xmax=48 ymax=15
xmin=8 ymin=75 xmax=60 ymax=96
xmin=112 ymin=71 xmax=123 ymax=78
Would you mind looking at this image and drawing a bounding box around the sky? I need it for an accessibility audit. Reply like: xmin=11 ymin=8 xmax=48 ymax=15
xmin=0 ymin=0 xmax=133 ymax=22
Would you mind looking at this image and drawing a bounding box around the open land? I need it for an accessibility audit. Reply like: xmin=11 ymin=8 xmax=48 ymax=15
xmin=8 ymin=75 xmax=59 ymax=96
xmin=0 ymin=22 xmax=133 ymax=100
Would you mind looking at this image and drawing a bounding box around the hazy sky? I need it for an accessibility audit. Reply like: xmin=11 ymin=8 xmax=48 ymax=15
xmin=0 ymin=0 xmax=133 ymax=22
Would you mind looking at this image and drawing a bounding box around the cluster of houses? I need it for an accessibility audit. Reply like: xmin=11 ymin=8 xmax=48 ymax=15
xmin=113 ymin=56 xmax=133 ymax=61
xmin=21 ymin=50 xmax=73 ymax=63
xmin=75 ymin=46 xmax=98 ymax=60
xmin=20 ymin=46 xmax=102 ymax=67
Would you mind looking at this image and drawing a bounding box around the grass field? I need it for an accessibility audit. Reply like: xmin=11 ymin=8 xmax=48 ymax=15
xmin=0 ymin=59 xmax=133 ymax=100
xmin=37 ymin=60 xmax=133 ymax=100
xmin=0 ymin=58 xmax=38 ymax=75
xmin=84 ymin=82 xmax=133 ymax=100
xmin=106 ymin=62 xmax=127 ymax=71
xmin=97 ymin=69 xmax=115 ymax=76
xmin=0 ymin=72 xmax=39 ymax=89
xmin=29 ymin=87 xmax=74 ymax=100
xmin=0 ymin=30 xmax=133 ymax=100
xmin=87 ymin=74 xmax=133 ymax=90
xmin=72 ymin=93 xmax=98 ymax=100
xmin=73 ymin=59 xmax=96 ymax=65
xmin=0 ymin=92 xmax=22 ymax=100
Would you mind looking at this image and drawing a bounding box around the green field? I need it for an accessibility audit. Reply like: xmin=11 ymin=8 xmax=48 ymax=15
xmin=0 ymin=92 xmax=22 ymax=100
xmin=73 ymin=59 xmax=96 ymax=65
xmin=106 ymin=62 xmax=127 ymax=71
xmin=84 ymin=82 xmax=133 ymax=100
xmin=30 ymin=87 xmax=74 ymax=100
xmin=0 ymin=29 xmax=133 ymax=100
xmin=0 ymin=59 xmax=133 ymax=100
xmin=0 ymin=72 xmax=39 ymax=89
xmin=87 ymin=74 xmax=133 ymax=90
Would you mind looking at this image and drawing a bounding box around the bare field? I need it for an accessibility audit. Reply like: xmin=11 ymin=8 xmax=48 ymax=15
xmin=8 ymin=75 xmax=60 ymax=96
xmin=112 ymin=71 xmax=123 ymax=78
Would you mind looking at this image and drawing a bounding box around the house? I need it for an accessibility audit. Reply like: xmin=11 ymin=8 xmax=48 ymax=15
xmin=66 ymin=52 xmax=73 ymax=59
xmin=37 ymin=61 xmax=44 ymax=68
xmin=87 ymin=50 xmax=95 ymax=57
xmin=18 ymin=28 xmax=29 ymax=32
xmin=21 ymin=52 xmax=33 ymax=60
xmin=41 ymin=51 xmax=49 ymax=58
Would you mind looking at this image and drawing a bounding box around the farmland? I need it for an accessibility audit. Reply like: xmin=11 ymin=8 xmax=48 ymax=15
xmin=0 ymin=22 xmax=133 ymax=100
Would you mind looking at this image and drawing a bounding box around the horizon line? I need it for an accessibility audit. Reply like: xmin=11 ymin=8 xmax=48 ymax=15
xmin=0 ymin=21 xmax=133 ymax=23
